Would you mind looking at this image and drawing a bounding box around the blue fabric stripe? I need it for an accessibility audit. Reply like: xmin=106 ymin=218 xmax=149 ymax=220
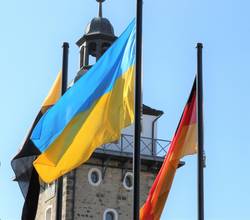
xmin=31 ymin=19 xmax=136 ymax=152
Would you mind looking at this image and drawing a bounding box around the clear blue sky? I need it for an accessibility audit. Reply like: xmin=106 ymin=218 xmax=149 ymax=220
xmin=1 ymin=0 xmax=250 ymax=219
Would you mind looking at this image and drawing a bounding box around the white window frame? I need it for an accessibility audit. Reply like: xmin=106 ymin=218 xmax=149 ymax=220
xmin=88 ymin=167 xmax=102 ymax=186
xmin=123 ymin=172 xmax=133 ymax=190
xmin=45 ymin=205 xmax=52 ymax=220
xmin=103 ymin=208 xmax=118 ymax=220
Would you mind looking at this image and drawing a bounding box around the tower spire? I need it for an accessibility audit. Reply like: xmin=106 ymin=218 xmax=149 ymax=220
xmin=97 ymin=0 xmax=105 ymax=18
xmin=75 ymin=0 xmax=116 ymax=81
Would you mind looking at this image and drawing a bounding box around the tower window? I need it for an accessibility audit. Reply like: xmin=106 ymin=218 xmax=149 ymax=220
xmin=106 ymin=212 xmax=114 ymax=220
xmin=102 ymin=42 xmax=111 ymax=54
xmin=88 ymin=168 xmax=102 ymax=186
xmin=123 ymin=172 xmax=133 ymax=190
xmin=89 ymin=42 xmax=97 ymax=57
xmin=91 ymin=170 xmax=99 ymax=183
xmin=45 ymin=206 xmax=52 ymax=220
xmin=103 ymin=209 xmax=118 ymax=220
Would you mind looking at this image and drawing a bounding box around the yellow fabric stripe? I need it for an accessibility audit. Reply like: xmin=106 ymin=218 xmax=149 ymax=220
xmin=41 ymin=71 xmax=62 ymax=113
xmin=34 ymin=66 xmax=135 ymax=183
xmin=171 ymin=123 xmax=197 ymax=160
xmin=179 ymin=123 xmax=197 ymax=158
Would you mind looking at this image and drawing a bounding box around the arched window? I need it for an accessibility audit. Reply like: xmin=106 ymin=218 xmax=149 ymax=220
xmin=123 ymin=172 xmax=133 ymax=190
xmin=88 ymin=168 xmax=102 ymax=186
xmin=106 ymin=212 xmax=114 ymax=220
xmin=103 ymin=209 xmax=118 ymax=220
xmin=102 ymin=42 xmax=111 ymax=54
xmin=45 ymin=206 xmax=52 ymax=220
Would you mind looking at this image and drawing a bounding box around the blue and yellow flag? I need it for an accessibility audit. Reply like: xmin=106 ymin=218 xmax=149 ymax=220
xmin=31 ymin=20 xmax=136 ymax=183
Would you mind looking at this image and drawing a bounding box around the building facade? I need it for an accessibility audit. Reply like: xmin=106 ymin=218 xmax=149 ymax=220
xmin=35 ymin=1 xmax=172 ymax=219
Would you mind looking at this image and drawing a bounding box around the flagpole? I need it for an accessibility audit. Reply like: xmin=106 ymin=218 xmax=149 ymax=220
xmin=196 ymin=43 xmax=204 ymax=220
xmin=56 ymin=42 xmax=69 ymax=220
xmin=133 ymin=0 xmax=143 ymax=219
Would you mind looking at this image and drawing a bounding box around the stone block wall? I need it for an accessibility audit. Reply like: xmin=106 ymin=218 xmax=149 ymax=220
xmin=36 ymin=157 xmax=157 ymax=220
xmin=35 ymin=181 xmax=56 ymax=220
xmin=71 ymin=158 xmax=156 ymax=220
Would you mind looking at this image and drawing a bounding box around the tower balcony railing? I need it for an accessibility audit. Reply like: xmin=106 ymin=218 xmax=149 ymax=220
xmin=95 ymin=134 xmax=171 ymax=158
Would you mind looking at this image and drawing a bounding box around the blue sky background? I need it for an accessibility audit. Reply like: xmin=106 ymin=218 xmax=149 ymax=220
xmin=1 ymin=0 xmax=250 ymax=219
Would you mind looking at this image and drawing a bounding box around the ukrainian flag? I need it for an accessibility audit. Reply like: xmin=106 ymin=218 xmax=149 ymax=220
xmin=31 ymin=20 xmax=136 ymax=183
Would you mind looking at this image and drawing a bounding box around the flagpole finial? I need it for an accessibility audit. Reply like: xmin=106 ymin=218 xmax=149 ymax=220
xmin=197 ymin=43 xmax=203 ymax=48
xmin=96 ymin=0 xmax=105 ymax=18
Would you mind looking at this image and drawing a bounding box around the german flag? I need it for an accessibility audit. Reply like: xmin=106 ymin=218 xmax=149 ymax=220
xmin=140 ymin=80 xmax=197 ymax=220
xmin=11 ymin=71 xmax=62 ymax=220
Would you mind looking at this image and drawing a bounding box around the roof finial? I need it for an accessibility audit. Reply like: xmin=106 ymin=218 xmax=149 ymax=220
xmin=97 ymin=0 xmax=105 ymax=18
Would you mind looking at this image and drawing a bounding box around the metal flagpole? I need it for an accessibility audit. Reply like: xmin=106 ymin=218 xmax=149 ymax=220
xmin=196 ymin=43 xmax=205 ymax=220
xmin=133 ymin=0 xmax=143 ymax=219
xmin=56 ymin=42 xmax=69 ymax=220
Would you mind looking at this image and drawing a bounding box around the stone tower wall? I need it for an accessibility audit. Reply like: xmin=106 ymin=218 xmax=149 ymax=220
xmin=35 ymin=171 xmax=76 ymax=220
xmin=71 ymin=158 xmax=156 ymax=220
xmin=35 ymin=158 xmax=158 ymax=220
xmin=35 ymin=181 xmax=57 ymax=220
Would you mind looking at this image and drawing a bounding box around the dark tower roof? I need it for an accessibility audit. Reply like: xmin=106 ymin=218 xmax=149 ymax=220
xmin=84 ymin=0 xmax=115 ymax=37
xmin=76 ymin=0 xmax=116 ymax=47
xmin=85 ymin=17 xmax=115 ymax=36
xmin=75 ymin=0 xmax=117 ymax=81
xmin=143 ymin=105 xmax=164 ymax=116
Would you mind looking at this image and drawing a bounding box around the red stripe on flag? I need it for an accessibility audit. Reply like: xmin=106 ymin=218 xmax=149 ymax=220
xmin=140 ymin=80 xmax=197 ymax=220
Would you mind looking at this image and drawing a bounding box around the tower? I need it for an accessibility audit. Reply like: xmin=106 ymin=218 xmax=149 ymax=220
xmin=74 ymin=0 xmax=117 ymax=82
xmin=35 ymin=1 xmax=172 ymax=220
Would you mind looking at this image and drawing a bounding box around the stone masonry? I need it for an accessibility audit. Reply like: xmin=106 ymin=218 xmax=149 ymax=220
xmin=35 ymin=157 xmax=158 ymax=220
